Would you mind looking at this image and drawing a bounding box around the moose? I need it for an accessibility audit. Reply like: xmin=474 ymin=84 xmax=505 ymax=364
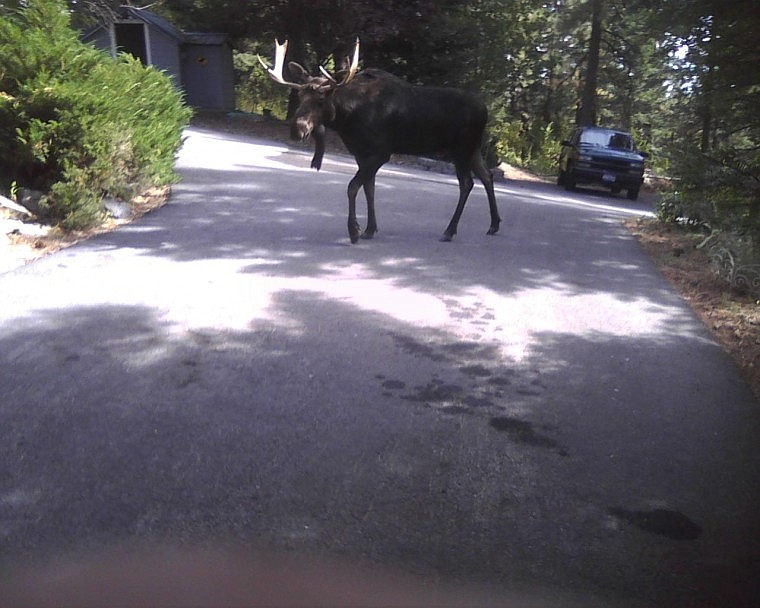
xmin=259 ymin=40 xmax=501 ymax=243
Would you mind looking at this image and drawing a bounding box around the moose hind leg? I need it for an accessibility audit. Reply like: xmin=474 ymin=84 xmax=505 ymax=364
xmin=441 ymin=163 xmax=474 ymax=241
xmin=360 ymin=168 xmax=380 ymax=239
xmin=471 ymin=152 xmax=501 ymax=235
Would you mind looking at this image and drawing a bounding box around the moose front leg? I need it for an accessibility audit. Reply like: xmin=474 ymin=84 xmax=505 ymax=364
xmin=310 ymin=125 xmax=326 ymax=170
xmin=346 ymin=158 xmax=387 ymax=243
xmin=346 ymin=170 xmax=364 ymax=244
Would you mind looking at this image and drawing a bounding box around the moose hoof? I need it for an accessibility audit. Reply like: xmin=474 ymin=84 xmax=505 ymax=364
xmin=439 ymin=233 xmax=454 ymax=242
xmin=487 ymin=225 xmax=500 ymax=235
xmin=360 ymin=231 xmax=375 ymax=240
xmin=348 ymin=222 xmax=361 ymax=244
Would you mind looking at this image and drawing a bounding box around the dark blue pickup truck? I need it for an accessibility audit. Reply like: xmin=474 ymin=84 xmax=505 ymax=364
xmin=557 ymin=126 xmax=648 ymax=200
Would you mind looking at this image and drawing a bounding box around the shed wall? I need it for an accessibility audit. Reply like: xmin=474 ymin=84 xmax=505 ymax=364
xmin=182 ymin=44 xmax=235 ymax=111
xmin=146 ymin=26 xmax=182 ymax=86
xmin=82 ymin=12 xmax=234 ymax=111
xmin=83 ymin=27 xmax=113 ymax=55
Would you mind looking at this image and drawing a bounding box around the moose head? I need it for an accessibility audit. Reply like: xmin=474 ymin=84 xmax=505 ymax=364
xmin=258 ymin=40 xmax=360 ymax=148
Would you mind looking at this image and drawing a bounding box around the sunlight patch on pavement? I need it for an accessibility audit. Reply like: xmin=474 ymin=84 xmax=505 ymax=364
xmin=177 ymin=128 xmax=306 ymax=173
xmin=497 ymin=185 xmax=654 ymax=218
xmin=144 ymin=257 xmax=690 ymax=366
xmin=88 ymin=253 xmax=693 ymax=367
xmin=2 ymin=244 xmax=693 ymax=372
xmin=447 ymin=284 xmax=684 ymax=362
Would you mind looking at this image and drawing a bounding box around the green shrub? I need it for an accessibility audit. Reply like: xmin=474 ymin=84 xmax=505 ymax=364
xmin=655 ymin=154 xmax=760 ymax=294
xmin=0 ymin=0 xmax=191 ymax=229
xmin=234 ymin=44 xmax=288 ymax=118
xmin=488 ymin=107 xmax=561 ymax=174
xmin=663 ymin=134 xmax=760 ymax=241
xmin=489 ymin=115 xmax=524 ymax=167
xmin=698 ymin=231 xmax=760 ymax=298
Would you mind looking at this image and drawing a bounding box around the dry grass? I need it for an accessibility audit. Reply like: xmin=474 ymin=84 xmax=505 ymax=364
xmin=627 ymin=218 xmax=760 ymax=400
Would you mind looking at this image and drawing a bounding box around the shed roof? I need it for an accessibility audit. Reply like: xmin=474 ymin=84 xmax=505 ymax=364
xmin=123 ymin=6 xmax=183 ymax=42
xmin=82 ymin=7 xmax=229 ymax=48
xmin=184 ymin=32 xmax=230 ymax=46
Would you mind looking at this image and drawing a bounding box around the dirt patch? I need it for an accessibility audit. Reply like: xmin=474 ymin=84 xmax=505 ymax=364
xmin=627 ymin=218 xmax=760 ymax=400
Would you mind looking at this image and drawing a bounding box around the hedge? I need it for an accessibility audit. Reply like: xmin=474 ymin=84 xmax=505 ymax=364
xmin=0 ymin=0 xmax=192 ymax=228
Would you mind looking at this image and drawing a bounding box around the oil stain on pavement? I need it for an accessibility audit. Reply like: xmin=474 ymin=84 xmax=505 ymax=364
xmin=607 ymin=507 xmax=703 ymax=540
xmin=488 ymin=415 xmax=566 ymax=455
xmin=377 ymin=331 xmax=569 ymax=457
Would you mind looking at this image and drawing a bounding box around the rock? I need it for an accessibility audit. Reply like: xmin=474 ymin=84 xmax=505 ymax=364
xmin=103 ymin=197 xmax=132 ymax=219
xmin=0 ymin=194 xmax=33 ymax=216
xmin=18 ymin=188 xmax=49 ymax=218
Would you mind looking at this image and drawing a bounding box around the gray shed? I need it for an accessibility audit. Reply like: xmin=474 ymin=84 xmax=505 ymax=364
xmin=82 ymin=7 xmax=235 ymax=111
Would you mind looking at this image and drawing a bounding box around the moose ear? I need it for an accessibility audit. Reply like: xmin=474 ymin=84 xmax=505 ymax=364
xmin=287 ymin=62 xmax=310 ymax=84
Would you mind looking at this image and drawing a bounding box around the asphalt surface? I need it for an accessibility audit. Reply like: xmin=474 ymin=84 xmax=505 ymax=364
xmin=1 ymin=127 xmax=759 ymax=606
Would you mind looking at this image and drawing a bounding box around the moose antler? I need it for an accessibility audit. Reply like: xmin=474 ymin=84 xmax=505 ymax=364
xmin=257 ymin=39 xmax=303 ymax=89
xmin=317 ymin=38 xmax=361 ymax=86
xmin=344 ymin=38 xmax=360 ymax=84
xmin=260 ymin=38 xmax=360 ymax=88
xmin=318 ymin=65 xmax=338 ymax=83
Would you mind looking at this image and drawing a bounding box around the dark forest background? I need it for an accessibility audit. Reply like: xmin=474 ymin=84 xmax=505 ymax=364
xmin=3 ymin=0 xmax=759 ymax=257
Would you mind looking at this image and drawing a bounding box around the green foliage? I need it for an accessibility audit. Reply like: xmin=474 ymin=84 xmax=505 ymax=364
xmin=234 ymin=43 xmax=288 ymax=118
xmin=150 ymin=0 xmax=760 ymax=274
xmin=0 ymin=0 xmax=191 ymax=229
xmin=704 ymin=231 xmax=760 ymax=297
xmin=654 ymin=191 xmax=687 ymax=225
xmin=657 ymin=0 xmax=760 ymax=254
xmin=489 ymin=109 xmax=561 ymax=175
xmin=489 ymin=114 xmax=524 ymax=167
xmin=663 ymin=149 xmax=760 ymax=231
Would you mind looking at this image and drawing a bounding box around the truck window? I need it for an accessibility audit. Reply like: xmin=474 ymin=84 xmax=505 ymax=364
xmin=608 ymin=133 xmax=633 ymax=150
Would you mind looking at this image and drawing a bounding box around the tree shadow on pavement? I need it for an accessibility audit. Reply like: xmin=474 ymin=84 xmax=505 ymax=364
xmin=2 ymin=130 xmax=758 ymax=607
xmin=1 ymin=296 xmax=758 ymax=608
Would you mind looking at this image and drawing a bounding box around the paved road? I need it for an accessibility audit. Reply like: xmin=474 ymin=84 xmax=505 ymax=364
xmin=1 ymin=128 xmax=759 ymax=606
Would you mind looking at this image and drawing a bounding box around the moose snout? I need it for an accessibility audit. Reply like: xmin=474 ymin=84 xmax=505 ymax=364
xmin=291 ymin=117 xmax=313 ymax=142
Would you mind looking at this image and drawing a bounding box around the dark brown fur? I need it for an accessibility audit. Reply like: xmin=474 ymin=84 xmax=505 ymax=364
xmin=289 ymin=67 xmax=501 ymax=243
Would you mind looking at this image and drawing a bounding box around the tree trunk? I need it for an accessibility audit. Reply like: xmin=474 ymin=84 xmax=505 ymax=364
xmin=700 ymin=100 xmax=712 ymax=152
xmin=577 ymin=0 xmax=603 ymax=126
xmin=285 ymin=0 xmax=305 ymax=119
xmin=699 ymin=63 xmax=714 ymax=152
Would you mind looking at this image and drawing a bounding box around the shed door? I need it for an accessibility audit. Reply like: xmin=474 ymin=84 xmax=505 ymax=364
xmin=114 ymin=23 xmax=148 ymax=65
